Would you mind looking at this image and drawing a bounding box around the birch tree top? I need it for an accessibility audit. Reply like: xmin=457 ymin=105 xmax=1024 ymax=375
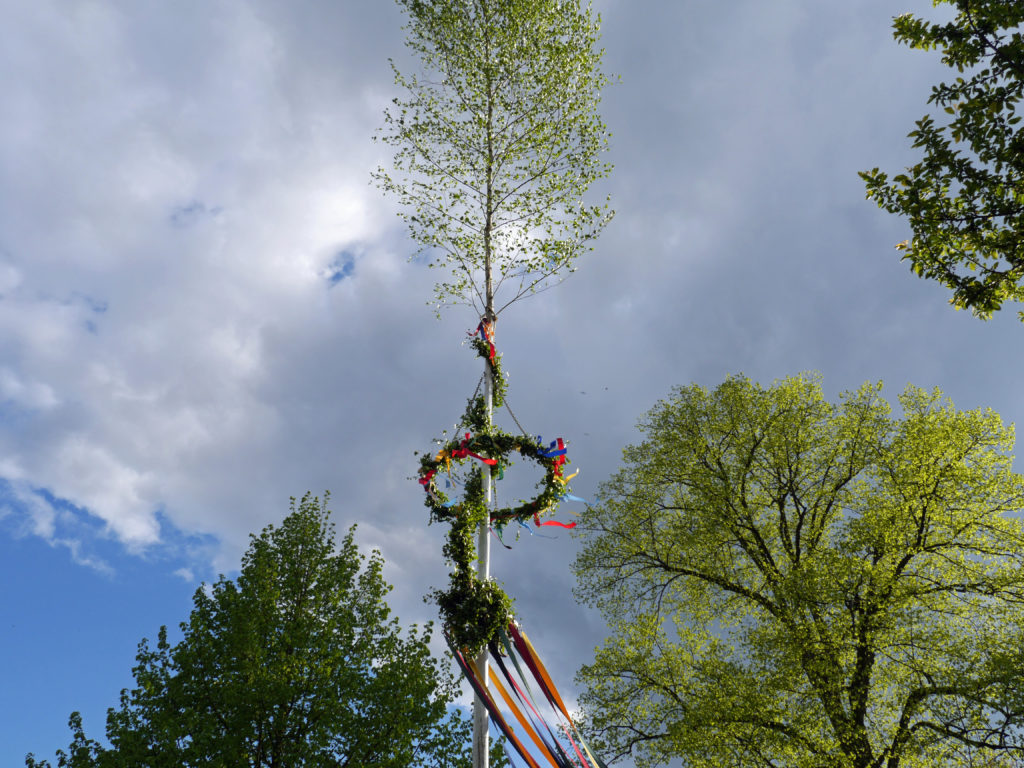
xmin=375 ymin=0 xmax=614 ymax=317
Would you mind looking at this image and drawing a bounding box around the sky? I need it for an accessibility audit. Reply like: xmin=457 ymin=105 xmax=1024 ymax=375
xmin=2 ymin=0 xmax=1022 ymax=765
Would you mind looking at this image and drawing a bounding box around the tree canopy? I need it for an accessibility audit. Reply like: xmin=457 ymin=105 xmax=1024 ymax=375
xmin=573 ymin=375 xmax=1024 ymax=768
xmin=375 ymin=0 xmax=613 ymax=316
xmin=27 ymin=494 xmax=505 ymax=768
xmin=861 ymin=0 xmax=1024 ymax=320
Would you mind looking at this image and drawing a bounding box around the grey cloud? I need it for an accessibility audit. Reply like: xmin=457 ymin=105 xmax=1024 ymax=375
xmin=4 ymin=2 xmax=1024 ymax=764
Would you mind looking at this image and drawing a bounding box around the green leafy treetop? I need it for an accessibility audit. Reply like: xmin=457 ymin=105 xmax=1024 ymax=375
xmin=26 ymin=493 xmax=508 ymax=768
xmin=574 ymin=375 xmax=1024 ymax=768
xmin=862 ymin=0 xmax=1024 ymax=320
xmin=375 ymin=0 xmax=613 ymax=317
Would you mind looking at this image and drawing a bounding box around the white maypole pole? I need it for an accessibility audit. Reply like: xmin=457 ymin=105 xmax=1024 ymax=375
xmin=472 ymin=346 xmax=492 ymax=768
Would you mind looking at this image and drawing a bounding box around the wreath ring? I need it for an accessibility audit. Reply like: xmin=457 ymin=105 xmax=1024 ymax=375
xmin=418 ymin=431 xmax=572 ymax=529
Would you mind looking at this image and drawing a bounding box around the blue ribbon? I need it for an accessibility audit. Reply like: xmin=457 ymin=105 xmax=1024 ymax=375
xmin=518 ymin=520 xmax=556 ymax=539
xmin=538 ymin=439 xmax=567 ymax=458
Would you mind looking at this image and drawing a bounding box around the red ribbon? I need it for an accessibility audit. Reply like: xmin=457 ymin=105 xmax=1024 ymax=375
xmin=539 ymin=520 xmax=577 ymax=529
xmin=475 ymin=321 xmax=496 ymax=363
xmin=422 ymin=435 xmax=497 ymax=496
xmin=533 ymin=512 xmax=576 ymax=530
xmin=456 ymin=432 xmax=497 ymax=465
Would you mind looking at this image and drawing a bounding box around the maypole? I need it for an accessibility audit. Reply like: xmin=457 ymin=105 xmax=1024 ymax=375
xmin=375 ymin=1 xmax=613 ymax=764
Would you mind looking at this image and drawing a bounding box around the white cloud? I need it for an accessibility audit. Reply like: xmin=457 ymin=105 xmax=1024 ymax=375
xmin=50 ymin=435 xmax=160 ymax=547
xmin=0 ymin=0 xmax=413 ymax=561
xmin=1 ymin=481 xmax=58 ymax=539
xmin=0 ymin=368 xmax=59 ymax=410
xmin=51 ymin=536 xmax=115 ymax=576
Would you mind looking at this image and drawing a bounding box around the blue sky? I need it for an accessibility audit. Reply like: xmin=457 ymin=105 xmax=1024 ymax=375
xmin=3 ymin=0 xmax=1023 ymax=765
xmin=1 ymin=527 xmax=194 ymax=760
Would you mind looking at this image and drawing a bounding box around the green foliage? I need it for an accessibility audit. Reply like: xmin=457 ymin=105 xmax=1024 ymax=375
xmin=420 ymin=434 xmax=568 ymax=528
xmin=862 ymin=0 xmax=1024 ymax=319
xmin=573 ymin=375 xmax=1024 ymax=768
xmin=470 ymin=337 xmax=505 ymax=407
xmin=375 ymin=0 xmax=614 ymax=315
xmin=27 ymin=494 xmax=501 ymax=768
xmin=25 ymin=714 xmax=103 ymax=768
xmin=418 ymin=343 xmax=575 ymax=653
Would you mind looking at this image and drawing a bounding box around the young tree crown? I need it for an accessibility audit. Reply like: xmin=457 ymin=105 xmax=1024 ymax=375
xmin=375 ymin=0 xmax=614 ymax=317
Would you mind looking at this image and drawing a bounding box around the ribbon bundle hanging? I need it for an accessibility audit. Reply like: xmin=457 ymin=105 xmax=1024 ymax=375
xmin=447 ymin=621 xmax=608 ymax=768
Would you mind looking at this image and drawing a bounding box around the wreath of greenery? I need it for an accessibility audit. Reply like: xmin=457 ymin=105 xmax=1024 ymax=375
xmin=417 ymin=336 xmax=572 ymax=654
xmin=420 ymin=432 xmax=567 ymax=527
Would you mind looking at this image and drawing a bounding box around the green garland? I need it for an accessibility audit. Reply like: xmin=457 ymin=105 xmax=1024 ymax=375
xmin=417 ymin=339 xmax=573 ymax=655
xmin=420 ymin=432 xmax=567 ymax=526
xmin=469 ymin=337 xmax=507 ymax=407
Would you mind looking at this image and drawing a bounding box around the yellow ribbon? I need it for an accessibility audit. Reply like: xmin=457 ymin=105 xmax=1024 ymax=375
xmin=553 ymin=468 xmax=579 ymax=487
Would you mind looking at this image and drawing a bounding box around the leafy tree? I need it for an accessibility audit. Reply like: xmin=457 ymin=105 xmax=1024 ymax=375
xmin=27 ymin=493 xmax=506 ymax=768
xmin=861 ymin=1 xmax=1024 ymax=320
xmin=375 ymin=0 xmax=613 ymax=318
xmin=573 ymin=375 xmax=1024 ymax=768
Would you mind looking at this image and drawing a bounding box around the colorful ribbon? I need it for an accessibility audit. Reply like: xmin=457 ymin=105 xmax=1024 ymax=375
xmin=448 ymin=623 xmax=608 ymax=768
xmin=476 ymin=320 xmax=497 ymax=362
xmin=447 ymin=432 xmax=499 ymax=466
